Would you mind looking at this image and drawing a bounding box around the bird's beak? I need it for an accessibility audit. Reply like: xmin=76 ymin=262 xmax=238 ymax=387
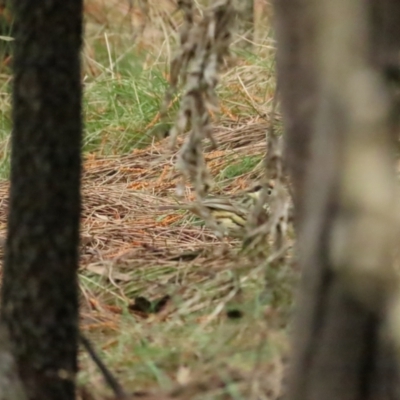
xmin=245 ymin=180 xmax=275 ymax=198
xmin=247 ymin=192 xmax=260 ymax=200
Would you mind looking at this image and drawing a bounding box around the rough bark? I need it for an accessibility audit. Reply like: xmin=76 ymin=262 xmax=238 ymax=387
xmin=274 ymin=0 xmax=400 ymax=399
xmin=273 ymin=0 xmax=318 ymax=225
xmin=1 ymin=1 xmax=83 ymax=400
xmin=0 ymin=326 xmax=26 ymax=400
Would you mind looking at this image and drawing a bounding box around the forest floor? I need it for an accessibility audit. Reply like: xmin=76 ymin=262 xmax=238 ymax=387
xmin=0 ymin=1 xmax=297 ymax=399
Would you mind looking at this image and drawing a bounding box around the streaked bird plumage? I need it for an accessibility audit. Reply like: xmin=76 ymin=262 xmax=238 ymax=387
xmin=159 ymin=181 xmax=274 ymax=237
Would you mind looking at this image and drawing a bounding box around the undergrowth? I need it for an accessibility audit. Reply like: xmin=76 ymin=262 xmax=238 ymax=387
xmin=0 ymin=1 xmax=292 ymax=399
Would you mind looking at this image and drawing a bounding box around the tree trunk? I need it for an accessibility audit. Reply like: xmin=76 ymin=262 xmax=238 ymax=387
xmin=1 ymin=1 xmax=83 ymax=400
xmin=0 ymin=326 xmax=26 ymax=400
xmin=274 ymin=0 xmax=400 ymax=399
xmin=273 ymin=0 xmax=318 ymax=226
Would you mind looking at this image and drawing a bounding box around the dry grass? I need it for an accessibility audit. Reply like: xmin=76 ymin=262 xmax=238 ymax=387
xmin=75 ymin=119 xmax=293 ymax=399
xmin=0 ymin=119 xmax=294 ymax=400
xmin=0 ymin=1 xmax=295 ymax=399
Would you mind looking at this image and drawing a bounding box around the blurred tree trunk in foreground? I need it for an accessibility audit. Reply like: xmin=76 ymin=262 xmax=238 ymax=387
xmin=274 ymin=0 xmax=400 ymax=399
xmin=1 ymin=1 xmax=83 ymax=400
xmin=272 ymin=0 xmax=317 ymax=224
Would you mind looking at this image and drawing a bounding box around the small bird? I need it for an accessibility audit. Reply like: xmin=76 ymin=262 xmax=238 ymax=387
xmin=159 ymin=182 xmax=274 ymax=238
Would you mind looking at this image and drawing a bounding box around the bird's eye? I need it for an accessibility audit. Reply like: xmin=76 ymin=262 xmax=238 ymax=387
xmin=267 ymin=180 xmax=275 ymax=195
xmin=251 ymin=185 xmax=263 ymax=192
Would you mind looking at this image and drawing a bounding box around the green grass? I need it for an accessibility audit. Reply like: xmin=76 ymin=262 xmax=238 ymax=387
xmin=79 ymin=258 xmax=291 ymax=395
xmin=0 ymin=4 xmax=290 ymax=398
xmin=218 ymin=155 xmax=263 ymax=180
xmin=0 ymin=47 xmax=176 ymax=177
xmin=0 ymin=24 xmax=277 ymax=165
xmin=83 ymin=65 xmax=174 ymax=154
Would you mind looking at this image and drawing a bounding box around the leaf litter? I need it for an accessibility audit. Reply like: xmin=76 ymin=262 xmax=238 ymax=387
xmin=0 ymin=117 xmax=293 ymax=399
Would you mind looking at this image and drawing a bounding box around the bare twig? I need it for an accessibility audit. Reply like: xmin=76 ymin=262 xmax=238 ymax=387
xmin=80 ymin=333 xmax=129 ymax=400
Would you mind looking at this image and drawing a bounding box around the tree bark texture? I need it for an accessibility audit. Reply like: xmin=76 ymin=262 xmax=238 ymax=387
xmin=1 ymin=1 xmax=83 ymax=400
xmin=0 ymin=326 xmax=26 ymax=400
xmin=272 ymin=0 xmax=318 ymax=224
xmin=0 ymin=0 xmax=13 ymax=65
xmin=274 ymin=0 xmax=400 ymax=399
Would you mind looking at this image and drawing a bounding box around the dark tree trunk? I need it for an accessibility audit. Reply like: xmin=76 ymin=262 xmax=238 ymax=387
xmin=274 ymin=0 xmax=400 ymax=399
xmin=1 ymin=1 xmax=83 ymax=400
